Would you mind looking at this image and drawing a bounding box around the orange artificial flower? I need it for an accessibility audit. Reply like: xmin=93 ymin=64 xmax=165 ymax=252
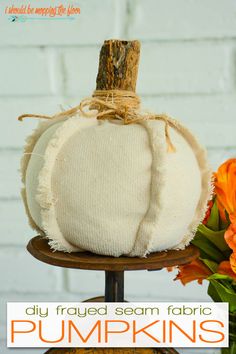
xmin=214 ymin=158 xmax=236 ymax=224
xmin=202 ymin=200 xmax=214 ymax=225
xmin=218 ymin=260 xmax=236 ymax=280
xmin=224 ymin=223 xmax=236 ymax=253
xmin=230 ymin=253 xmax=236 ymax=275
xmin=175 ymin=259 xmax=212 ymax=285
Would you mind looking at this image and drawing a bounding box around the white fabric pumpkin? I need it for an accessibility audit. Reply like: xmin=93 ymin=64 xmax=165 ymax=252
xmin=21 ymin=113 xmax=212 ymax=257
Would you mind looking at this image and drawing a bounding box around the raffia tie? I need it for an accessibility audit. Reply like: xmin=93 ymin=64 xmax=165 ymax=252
xmin=18 ymin=89 xmax=176 ymax=153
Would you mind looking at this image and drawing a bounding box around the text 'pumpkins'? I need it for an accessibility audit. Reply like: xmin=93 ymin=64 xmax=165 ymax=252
xmin=20 ymin=40 xmax=212 ymax=257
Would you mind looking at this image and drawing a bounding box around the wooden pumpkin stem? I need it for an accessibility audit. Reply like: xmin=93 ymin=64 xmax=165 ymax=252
xmin=96 ymin=39 xmax=140 ymax=92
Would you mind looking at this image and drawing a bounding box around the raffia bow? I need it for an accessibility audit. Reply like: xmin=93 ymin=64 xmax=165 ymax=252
xmin=18 ymin=89 xmax=176 ymax=153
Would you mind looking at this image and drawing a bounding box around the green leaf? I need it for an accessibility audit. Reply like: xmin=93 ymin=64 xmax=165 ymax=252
xmin=201 ymin=258 xmax=218 ymax=273
xmin=206 ymin=200 xmax=219 ymax=231
xmin=219 ymin=209 xmax=231 ymax=231
xmin=220 ymin=214 xmax=230 ymax=230
xmin=197 ymin=224 xmax=229 ymax=252
xmin=207 ymin=279 xmax=236 ymax=313
xmin=196 ymin=248 xmax=214 ymax=260
xmin=208 ymin=282 xmax=222 ymax=302
xmin=192 ymin=235 xmax=226 ymax=262
xmin=208 ymin=273 xmax=235 ymax=282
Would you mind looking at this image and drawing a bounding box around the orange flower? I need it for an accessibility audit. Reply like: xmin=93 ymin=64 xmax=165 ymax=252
xmin=175 ymin=259 xmax=212 ymax=285
xmin=230 ymin=253 xmax=236 ymax=275
xmin=202 ymin=200 xmax=214 ymax=225
xmin=214 ymin=158 xmax=236 ymax=224
xmin=224 ymin=223 xmax=236 ymax=253
xmin=218 ymin=260 xmax=236 ymax=280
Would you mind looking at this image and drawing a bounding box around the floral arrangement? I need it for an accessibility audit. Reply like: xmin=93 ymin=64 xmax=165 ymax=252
xmin=173 ymin=158 xmax=236 ymax=353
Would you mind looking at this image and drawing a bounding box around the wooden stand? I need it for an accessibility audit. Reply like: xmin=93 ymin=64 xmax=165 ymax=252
xmin=27 ymin=236 xmax=199 ymax=354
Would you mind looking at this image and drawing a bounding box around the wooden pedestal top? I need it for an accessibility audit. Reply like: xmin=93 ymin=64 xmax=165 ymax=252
xmin=27 ymin=236 xmax=199 ymax=271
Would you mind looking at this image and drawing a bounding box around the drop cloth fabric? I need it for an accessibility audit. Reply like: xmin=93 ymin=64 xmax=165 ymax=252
xmin=22 ymin=113 xmax=212 ymax=257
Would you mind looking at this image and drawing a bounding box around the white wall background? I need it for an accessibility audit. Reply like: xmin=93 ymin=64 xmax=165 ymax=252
xmin=1 ymin=0 xmax=236 ymax=353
